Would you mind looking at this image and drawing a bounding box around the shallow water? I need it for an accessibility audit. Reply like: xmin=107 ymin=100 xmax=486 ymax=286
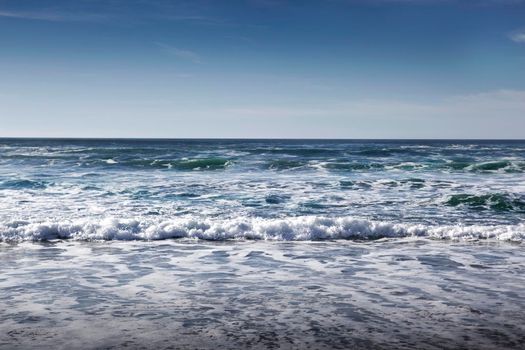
xmin=1 ymin=239 xmax=524 ymax=349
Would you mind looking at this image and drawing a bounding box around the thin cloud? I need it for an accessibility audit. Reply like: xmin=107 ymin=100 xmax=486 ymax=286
xmin=155 ymin=42 xmax=202 ymax=63
xmin=0 ymin=10 xmax=110 ymax=22
xmin=0 ymin=0 xmax=223 ymax=24
xmin=153 ymin=14 xmax=227 ymax=25
xmin=509 ymin=30 xmax=525 ymax=43
xmin=0 ymin=10 xmax=225 ymax=26
xmin=224 ymin=89 xmax=525 ymax=121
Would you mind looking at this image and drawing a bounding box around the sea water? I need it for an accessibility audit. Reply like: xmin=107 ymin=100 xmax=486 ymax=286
xmin=0 ymin=139 xmax=524 ymax=349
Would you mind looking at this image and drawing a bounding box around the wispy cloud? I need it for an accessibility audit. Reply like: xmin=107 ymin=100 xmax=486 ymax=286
xmin=509 ymin=29 xmax=525 ymax=43
xmin=224 ymin=89 xmax=525 ymax=124
xmin=155 ymin=42 xmax=202 ymax=63
xmin=0 ymin=0 xmax=224 ymax=24
xmin=0 ymin=9 xmax=227 ymax=26
xmin=0 ymin=10 xmax=110 ymax=22
xmin=216 ymin=90 xmax=525 ymax=138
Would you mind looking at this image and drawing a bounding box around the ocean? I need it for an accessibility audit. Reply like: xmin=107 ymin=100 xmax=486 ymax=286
xmin=0 ymin=139 xmax=524 ymax=349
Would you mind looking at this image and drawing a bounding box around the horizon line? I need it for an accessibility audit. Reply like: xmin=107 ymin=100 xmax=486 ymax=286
xmin=0 ymin=137 xmax=524 ymax=141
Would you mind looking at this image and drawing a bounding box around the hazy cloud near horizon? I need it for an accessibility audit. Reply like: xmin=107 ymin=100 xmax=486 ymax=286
xmin=2 ymin=89 xmax=523 ymax=138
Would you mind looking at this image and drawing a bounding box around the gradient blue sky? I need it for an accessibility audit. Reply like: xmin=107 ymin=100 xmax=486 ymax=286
xmin=1 ymin=0 xmax=524 ymax=138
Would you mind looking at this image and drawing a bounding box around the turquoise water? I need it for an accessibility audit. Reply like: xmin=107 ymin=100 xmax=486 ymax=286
xmin=0 ymin=139 xmax=523 ymax=241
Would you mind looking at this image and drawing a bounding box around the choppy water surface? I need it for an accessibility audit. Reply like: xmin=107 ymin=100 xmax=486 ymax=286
xmin=0 ymin=139 xmax=524 ymax=241
xmin=0 ymin=139 xmax=524 ymax=349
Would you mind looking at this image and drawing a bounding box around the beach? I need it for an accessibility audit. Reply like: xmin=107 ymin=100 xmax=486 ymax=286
xmin=1 ymin=239 xmax=524 ymax=349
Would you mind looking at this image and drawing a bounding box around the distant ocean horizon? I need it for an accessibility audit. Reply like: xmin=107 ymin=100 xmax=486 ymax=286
xmin=4 ymin=136 xmax=523 ymax=141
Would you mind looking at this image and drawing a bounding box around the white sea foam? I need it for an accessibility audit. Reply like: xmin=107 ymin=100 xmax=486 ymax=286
xmin=0 ymin=216 xmax=523 ymax=242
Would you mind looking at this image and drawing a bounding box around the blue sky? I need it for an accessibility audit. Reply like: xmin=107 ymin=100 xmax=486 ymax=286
xmin=0 ymin=0 xmax=524 ymax=138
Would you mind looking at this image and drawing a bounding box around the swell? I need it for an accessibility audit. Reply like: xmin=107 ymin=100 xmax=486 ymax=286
xmin=96 ymin=157 xmax=233 ymax=170
xmin=0 ymin=179 xmax=51 ymax=190
xmin=445 ymin=193 xmax=525 ymax=212
xmin=1 ymin=217 xmax=523 ymax=242
xmin=3 ymin=148 xmax=524 ymax=173
xmin=264 ymin=160 xmax=525 ymax=173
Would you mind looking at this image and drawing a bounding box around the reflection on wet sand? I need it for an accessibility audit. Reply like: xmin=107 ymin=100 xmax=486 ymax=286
xmin=1 ymin=239 xmax=524 ymax=349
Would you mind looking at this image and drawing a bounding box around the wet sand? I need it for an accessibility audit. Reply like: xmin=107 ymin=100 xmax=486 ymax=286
xmin=1 ymin=239 xmax=524 ymax=349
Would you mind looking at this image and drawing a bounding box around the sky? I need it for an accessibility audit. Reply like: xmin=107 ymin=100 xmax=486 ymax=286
xmin=0 ymin=0 xmax=524 ymax=138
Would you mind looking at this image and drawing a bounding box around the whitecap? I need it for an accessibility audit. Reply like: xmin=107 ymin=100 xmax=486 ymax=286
xmin=0 ymin=216 xmax=523 ymax=242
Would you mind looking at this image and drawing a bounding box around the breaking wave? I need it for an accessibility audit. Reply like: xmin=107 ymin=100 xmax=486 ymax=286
xmin=1 ymin=217 xmax=523 ymax=242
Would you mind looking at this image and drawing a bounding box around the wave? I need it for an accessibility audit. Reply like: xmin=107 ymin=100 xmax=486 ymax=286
xmin=470 ymin=161 xmax=512 ymax=171
xmin=0 ymin=179 xmax=50 ymax=190
xmin=265 ymin=159 xmax=307 ymax=170
xmin=1 ymin=217 xmax=523 ymax=242
xmin=248 ymin=148 xmax=341 ymax=157
xmin=321 ymin=160 xmax=524 ymax=173
xmin=95 ymin=157 xmax=233 ymax=170
xmin=4 ymin=147 xmax=524 ymax=174
xmin=444 ymin=160 xmax=525 ymax=173
xmin=322 ymin=162 xmax=384 ymax=171
xmin=173 ymin=158 xmax=232 ymax=170
xmin=87 ymin=158 xmax=524 ymax=173
xmin=445 ymin=193 xmax=525 ymax=212
xmin=353 ymin=148 xmax=424 ymax=157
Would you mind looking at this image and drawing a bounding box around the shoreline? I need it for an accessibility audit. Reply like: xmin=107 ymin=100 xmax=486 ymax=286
xmin=1 ymin=239 xmax=523 ymax=350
